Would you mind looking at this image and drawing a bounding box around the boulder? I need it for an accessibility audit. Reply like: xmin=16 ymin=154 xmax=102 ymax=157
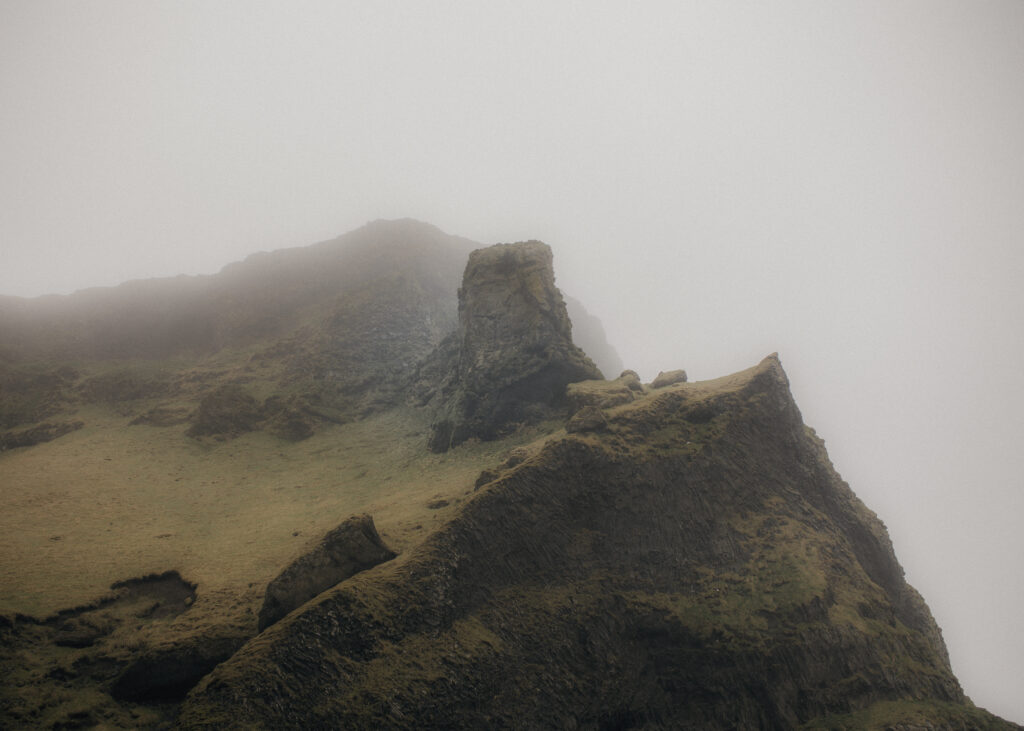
xmin=651 ymin=369 xmax=688 ymax=388
xmin=567 ymin=371 xmax=647 ymax=412
xmin=618 ymin=370 xmax=645 ymax=392
xmin=566 ymin=379 xmax=636 ymax=411
xmin=257 ymin=514 xmax=396 ymax=632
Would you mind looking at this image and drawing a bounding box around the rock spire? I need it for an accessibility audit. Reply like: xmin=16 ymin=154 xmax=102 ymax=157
xmin=427 ymin=241 xmax=601 ymax=451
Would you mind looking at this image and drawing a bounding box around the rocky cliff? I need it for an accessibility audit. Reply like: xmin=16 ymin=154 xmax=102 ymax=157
xmin=422 ymin=241 xmax=602 ymax=451
xmin=177 ymin=355 xmax=1005 ymax=729
xmin=0 ymin=222 xmax=1016 ymax=730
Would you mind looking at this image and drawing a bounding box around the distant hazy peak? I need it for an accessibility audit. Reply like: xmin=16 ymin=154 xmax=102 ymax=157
xmin=563 ymin=295 xmax=624 ymax=378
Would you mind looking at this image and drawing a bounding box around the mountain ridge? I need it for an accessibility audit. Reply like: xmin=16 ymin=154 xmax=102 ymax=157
xmin=0 ymin=218 xmax=477 ymax=362
xmin=177 ymin=354 xmax=981 ymax=729
xmin=0 ymin=220 xmax=1016 ymax=729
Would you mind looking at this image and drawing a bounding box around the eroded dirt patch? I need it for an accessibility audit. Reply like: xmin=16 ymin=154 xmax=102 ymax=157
xmin=108 ymin=571 xmax=197 ymax=620
xmin=0 ymin=570 xmax=202 ymax=729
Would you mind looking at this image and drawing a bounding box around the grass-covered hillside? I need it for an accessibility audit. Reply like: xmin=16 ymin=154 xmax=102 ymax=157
xmin=0 ymin=222 xmax=1017 ymax=729
xmin=178 ymin=355 xmax=1010 ymax=729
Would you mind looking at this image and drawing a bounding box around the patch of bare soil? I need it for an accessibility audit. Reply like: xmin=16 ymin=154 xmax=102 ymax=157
xmin=0 ymin=571 xmax=202 ymax=728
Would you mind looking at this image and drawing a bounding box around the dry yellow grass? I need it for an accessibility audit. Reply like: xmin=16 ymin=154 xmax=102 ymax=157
xmin=0 ymin=356 xmax=775 ymax=620
xmin=0 ymin=403 xmax=546 ymax=619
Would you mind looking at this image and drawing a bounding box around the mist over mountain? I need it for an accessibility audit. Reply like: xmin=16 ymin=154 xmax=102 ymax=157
xmin=0 ymin=220 xmax=1017 ymax=729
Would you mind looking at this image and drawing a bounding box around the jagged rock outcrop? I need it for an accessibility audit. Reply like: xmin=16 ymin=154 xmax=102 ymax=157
xmin=177 ymin=355 xmax=1001 ymax=730
xmin=257 ymin=514 xmax=396 ymax=632
xmin=425 ymin=242 xmax=602 ymax=451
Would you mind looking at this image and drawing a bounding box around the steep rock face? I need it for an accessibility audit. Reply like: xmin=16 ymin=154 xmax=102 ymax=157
xmin=426 ymin=242 xmax=601 ymax=451
xmin=178 ymin=355 xmax=985 ymax=730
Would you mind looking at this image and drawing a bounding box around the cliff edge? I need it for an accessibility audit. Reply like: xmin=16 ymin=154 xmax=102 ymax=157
xmin=178 ymin=355 xmax=1003 ymax=729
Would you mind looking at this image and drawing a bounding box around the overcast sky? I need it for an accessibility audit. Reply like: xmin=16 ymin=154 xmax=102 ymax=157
xmin=2 ymin=1 xmax=1023 ymax=721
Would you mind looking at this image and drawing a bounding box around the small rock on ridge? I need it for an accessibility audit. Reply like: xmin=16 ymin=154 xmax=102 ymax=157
xmin=651 ymin=369 xmax=688 ymax=388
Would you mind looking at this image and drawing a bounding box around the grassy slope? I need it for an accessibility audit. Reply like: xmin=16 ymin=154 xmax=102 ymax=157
xmin=0 ymin=363 xmax=557 ymax=728
xmin=0 ymin=398 xmax=550 ymax=619
xmin=0 ymin=219 xmax=480 ymax=619
xmin=2 ymin=354 xmax=1017 ymax=728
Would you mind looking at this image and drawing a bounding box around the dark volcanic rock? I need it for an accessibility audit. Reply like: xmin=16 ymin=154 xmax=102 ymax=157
xmin=426 ymin=242 xmax=602 ymax=451
xmin=178 ymin=355 xmax=990 ymax=730
xmin=257 ymin=514 xmax=396 ymax=632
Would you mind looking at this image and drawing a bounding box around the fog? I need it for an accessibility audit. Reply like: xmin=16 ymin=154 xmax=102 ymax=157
xmin=2 ymin=1 xmax=1022 ymax=721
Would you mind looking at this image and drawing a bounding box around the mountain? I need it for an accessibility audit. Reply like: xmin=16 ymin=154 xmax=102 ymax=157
xmin=178 ymin=355 xmax=989 ymax=729
xmin=0 ymin=221 xmax=1016 ymax=729
xmin=0 ymin=219 xmax=476 ymax=435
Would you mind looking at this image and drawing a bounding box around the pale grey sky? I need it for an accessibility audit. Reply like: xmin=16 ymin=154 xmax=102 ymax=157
xmin=2 ymin=1 xmax=1023 ymax=720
